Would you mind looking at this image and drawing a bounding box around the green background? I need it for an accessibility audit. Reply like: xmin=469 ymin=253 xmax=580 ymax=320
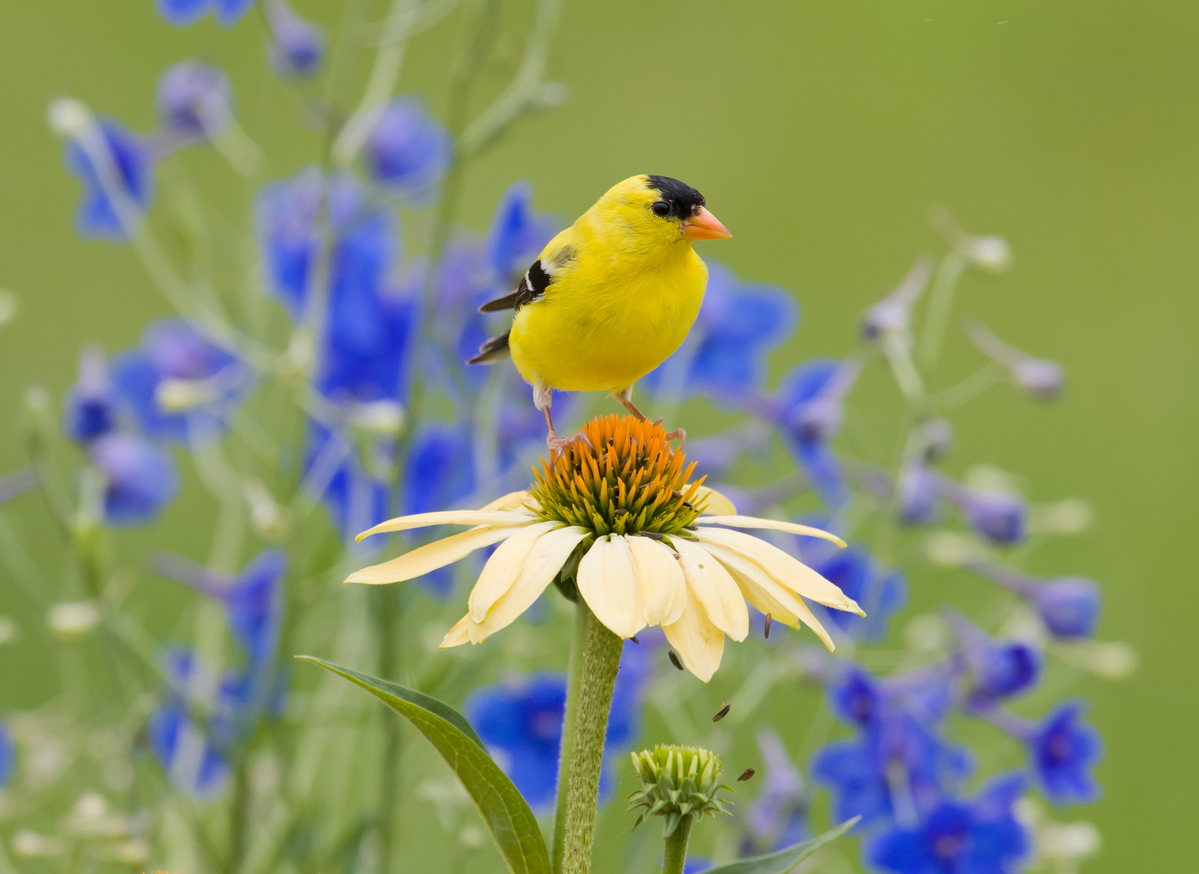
xmin=1 ymin=1 xmax=1196 ymax=871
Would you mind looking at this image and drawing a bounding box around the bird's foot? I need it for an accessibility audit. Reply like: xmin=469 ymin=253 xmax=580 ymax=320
xmin=651 ymin=419 xmax=686 ymax=445
xmin=546 ymin=430 xmax=593 ymax=458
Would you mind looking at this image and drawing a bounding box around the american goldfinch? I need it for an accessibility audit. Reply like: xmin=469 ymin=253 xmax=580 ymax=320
xmin=469 ymin=175 xmax=731 ymax=450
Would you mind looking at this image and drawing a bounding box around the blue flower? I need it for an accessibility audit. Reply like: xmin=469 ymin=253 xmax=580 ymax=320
xmin=647 ymin=264 xmax=797 ymax=402
xmin=109 ymin=320 xmax=252 ymax=445
xmin=966 ymin=322 xmax=1065 ymax=402
xmin=63 ymin=118 xmax=153 ymax=241
xmin=683 ymin=860 xmax=712 ymax=874
xmin=64 ymin=346 xmax=120 ymax=443
xmin=90 ymin=433 xmax=178 ymax=526
xmin=897 ymin=462 xmax=940 ymax=525
xmin=156 ymin=0 xmax=256 ymax=27
xmin=937 ymin=479 xmax=1027 ymax=545
xmin=1024 ymin=577 xmax=1101 ymax=640
xmin=1026 ymin=702 xmax=1103 ymax=806
xmin=945 ymin=612 xmax=1041 ymax=703
xmin=224 ymin=550 xmax=286 ymax=673
xmin=365 ymin=98 xmax=452 ymax=199
xmin=865 ymin=773 xmax=1029 ymax=874
xmin=304 ymin=422 xmax=392 ymax=542
xmin=265 ymin=0 xmax=325 ymax=78
xmin=799 ymin=536 xmax=907 ymax=643
xmin=487 ymin=181 xmax=559 ymax=284
xmin=156 ymin=61 xmax=233 ymax=140
xmin=0 ymin=724 xmax=15 ymax=788
xmin=742 ymin=729 xmax=810 ymax=854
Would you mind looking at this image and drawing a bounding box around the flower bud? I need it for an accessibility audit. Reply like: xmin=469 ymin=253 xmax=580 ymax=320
xmin=266 ymin=0 xmax=326 ymax=78
xmin=47 ymin=600 xmax=101 ymax=640
xmin=945 ymin=611 xmax=1041 ymax=702
xmin=1027 ymin=577 xmax=1101 ymax=639
xmin=90 ymin=433 xmax=179 ymax=527
xmin=156 ymin=61 xmax=233 ymax=139
xmin=47 ymin=98 xmax=92 ymax=138
xmin=65 ymin=346 xmax=119 ymax=444
xmin=627 ymin=745 xmax=733 ymax=836
xmin=0 ymin=289 xmax=18 ymax=329
xmin=897 ymin=462 xmax=939 ymax=525
xmin=965 ymin=235 xmax=1013 ymax=274
xmin=365 ymin=98 xmax=453 ymax=197
xmin=917 ymin=417 xmax=954 ymax=463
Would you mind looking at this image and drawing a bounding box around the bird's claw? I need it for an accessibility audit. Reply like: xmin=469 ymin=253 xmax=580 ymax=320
xmin=547 ymin=431 xmax=593 ymax=458
xmin=665 ymin=427 xmax=686 ymax=445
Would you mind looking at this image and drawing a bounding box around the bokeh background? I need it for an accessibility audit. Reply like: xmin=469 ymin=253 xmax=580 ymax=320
xmin=1 ymin=1 xmax=1196 ymax=871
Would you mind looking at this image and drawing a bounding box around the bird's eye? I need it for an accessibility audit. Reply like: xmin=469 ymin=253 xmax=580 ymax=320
xmin=651 ymin=201 xmax=671 ymax=218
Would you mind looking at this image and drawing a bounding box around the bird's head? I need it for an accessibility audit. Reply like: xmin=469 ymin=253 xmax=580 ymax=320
xmin=593 ymin=175 xmax=732 ymax=249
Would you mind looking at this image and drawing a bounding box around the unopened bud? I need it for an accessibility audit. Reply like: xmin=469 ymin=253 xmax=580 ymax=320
xmin=628 ymin=745 xmax=733 ymax=836
xmin=155 ymin=377 xmax=220 ymax=412
xmin=0 ymin=290 xmax=17 ymax=329
xmin=348 ymin=399 xmax=405 ymax=438
xmin=47 ymin=98 xmax=92 ymax=138
xmin=47 ymin=600 xmax=101 ymax=640
xmin=1029 ymin=498 xmax=1093 ymax=536
xmin=966 ymin=235 xmax=1012 ymax=274
xmin=243 ymin=479 xmax=288 ymax=541
xmin=12 ymin=830 xmax=66 ymax=858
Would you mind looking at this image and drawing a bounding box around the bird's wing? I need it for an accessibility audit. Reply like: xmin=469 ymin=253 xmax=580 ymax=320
xmin=476 ymin=235 xmax=578 ymax=313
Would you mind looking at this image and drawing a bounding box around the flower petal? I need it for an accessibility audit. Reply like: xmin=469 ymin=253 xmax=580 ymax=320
xmin=440 ymin=614 xmax=471 ymax=648
xmin=478 ymin=490 xmax=535 ymax=512
xmin=345 ymin=526 xmax=519 ymax=585
xmin=355 ymin=509 xmax=535 ymax=542
xmin=693 ymin=527 xmax=863 ymax=614
xmin=663 ymin=584 xmax=725 ymax=682
xmin=467 ymin=521 xmax=560 ymax=622
xmin=693 ymin=484 xmax=737 ymax=516
xmin=468 ymin=526 xmax=590 ymax=643
xmin=577 ymin=535 xmax=646 ymax=639
xmin=627 ymin=535 xmax=686 ymax=627
xmin=672 ymin=538 xmax=749 ymax=642
xmin=696 ymin=515 xmax=847 ymax=548
xmin=701 ymin=541 xmax=835 ymax=651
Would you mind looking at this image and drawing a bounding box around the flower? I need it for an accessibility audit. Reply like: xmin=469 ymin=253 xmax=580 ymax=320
xmin=966 ymin=322 xmax=1064 ymax=402
xmin=156 ymin=61 xmax=233 ymax=140
xmin=646 ymin=264 xmax=798 ymax=401
xmin=156 ymin=0 xmax=256 ymax=27
xmin=1026 ymin=703 xmax=1103 ymax=806
xmin=797 ymin=533 xmax=907 ymax=643
xmin=861 ymin=256 xmax=935 ymax=341
xmin=364 ymin=98 xmax=452 ymax=199
xmin=90 ymin=433 xmax=178 ymax=526
xmin=897 ymin=461 xmax=940 ymax=525
xmin=866 ymin=773 xmax=1029 ymax=874
xmin=265 ymin=0 xmax=326 ymax=78
xmin=628 ymin=745 xmax=733 ymax=836
xmin=148 ymin=649 xmax=235 ymax=796
xmin=966 ymin=563 xmax=1101 ymax=640
xmin=347 ymin=416 xmax=862 ymax=681
xmin=0 ymin=723 xmax=15 ymax=788
xmin=486 ymin=181 xmax=558 ymax=284
xmin=945 ymin=611 xmax=1041 ymax=703
xmin=109 ymin=319 xmax=252 ymax=445
xmin=64 ymin=346 xmax=119 ymax=443
xmin=62 ymin=116 xmax=153 ymax=241
xmin=936 ymin=477 xmax=1027 ymax=545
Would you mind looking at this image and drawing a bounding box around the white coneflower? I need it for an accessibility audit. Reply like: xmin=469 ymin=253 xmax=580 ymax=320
xmin=348 ymin=415 xmax=863 ymax=682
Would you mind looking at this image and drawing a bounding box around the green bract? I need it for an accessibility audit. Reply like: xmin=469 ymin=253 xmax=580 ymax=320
xmin=627 ymin=745 xmax=734 ymax=837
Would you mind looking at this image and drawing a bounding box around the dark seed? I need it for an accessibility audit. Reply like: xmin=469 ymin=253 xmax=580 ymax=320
xmin=737 ymin=768 xmax=755 ymax=782
xmin=765 ymin=613 xmax=772 ymax=639
xmin=668 ymin=651 xmax=684 ymax=671
xmin=712 ymin=703 xmax=730 ymax=722
xmin=630 ymin=635 xmax=640 ymax=645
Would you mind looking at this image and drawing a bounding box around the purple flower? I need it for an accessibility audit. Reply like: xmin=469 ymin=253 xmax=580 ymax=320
xmin=967 ymin=564 xmax=1101 ymax=640
xmin=156 ymin=0 xmax=256 ymax=27
xmin=487 ymin=181 xmax=558 ymax=284
xmin=937 ymin=479 xmax=1027 ymax=545
xmin=63 ymin=118 xmax=154 ymax=241
xmin=90 ymin=433 xmax=178 ymax=526
xmin=265 ymin=0 xmax=325 ymax=78
xmin=945 ymin=611 xmax=1041 ymax=702
xmin=866 ymin=773 xmax=1029 ymax=874
xmin=1027 ymin=703 xmax=1103 ymax=806
xmin=109 ymin=319 xmax=252 ymax=446
xmin=898 ymin=461 xmax=940 ymax=525
xmin=64 ymin=346 xmax=120 ymax=443
xmin=966 ymin=322 xmax=1064 ymax=402
xmin=365 ymin=98 xmax=452 ymax=198
xmin=156 ymin=61 xmax=233 ymax=140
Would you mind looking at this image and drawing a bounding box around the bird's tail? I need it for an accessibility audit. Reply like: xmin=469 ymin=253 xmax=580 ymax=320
xmin=467 ymin=331 xmax=511 ymax=365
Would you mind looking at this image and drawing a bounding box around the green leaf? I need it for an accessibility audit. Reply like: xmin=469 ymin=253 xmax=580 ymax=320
xmin=693 ymin=817 xmax=860 ymax=874
xmin=297 ymin=655 xmax=552 ymax=874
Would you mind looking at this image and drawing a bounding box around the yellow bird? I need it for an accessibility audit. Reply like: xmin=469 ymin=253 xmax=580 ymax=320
xmin=468 ymin=175 xmax=732 ymax=451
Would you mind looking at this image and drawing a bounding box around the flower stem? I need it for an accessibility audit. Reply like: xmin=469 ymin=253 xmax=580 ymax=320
xmin=661 ymin=817 xmax=693 ymax=874
xmin=376 ymin=585 xmax=402 ymax=869
xmin=556 ymin=601 xmax=623 ymax=874
xmin=552 ymin=599 xmax=589 ymax=873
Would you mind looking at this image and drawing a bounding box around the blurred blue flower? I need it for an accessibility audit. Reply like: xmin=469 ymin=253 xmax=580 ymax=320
xmin=65 ymin=346 xmax=120 ymax=444
xmin=945 ymin=612 xmax=1041 ymax=703
xmin=265 ymin=0 xmax=325 ymax=78
xmin=937 ymin=479 xmax=1027 ymax=545
xmin=1025 ymin=702 xmax=1103 ymax=806
xmin=224 ymin=549 xmax=286 ymax=673
xmin=304 ymin=422 xmax=392 ymax=542
xmin=1024 ymin=578 xmax=1101 ymax=640
xmin=647 ymin=264 xmax=797 ymax=402
xmin=897 ymin=461 xmax=940 ymax=526
xmin=799 ymin=534 xmax=907 ymax=643
xmin=63 ymin=118 xmax=153 ymax=241
xmin=156 ymin=61 xmax=233 ymax=140
xmin=865 ymin=773 xmax=1029 ymax=874
xmin=365 ymin=98 xmax=452 ymax=199
xmin=682 ymin=860 xmax=712 ymax=874
xmin=156 ymin=0 xmax=255 ymax=27
xmin=967 ymin=322 xmax=1065 ymax=402
xmin=0 ymin=724 xmax=14 ymax=788
xmin=742 ymin=729 xmax=810 ymax=855
xmin=487 ymin=181 xmax=558 ymax=284
xmin=90 ymin=432 xmax=178 ymax=526
xmin=109 ymin=319 xmax=252 ymax=445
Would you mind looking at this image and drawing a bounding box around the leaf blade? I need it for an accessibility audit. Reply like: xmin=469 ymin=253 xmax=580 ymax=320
xmin=297 ymin=655 xmax=552 ymax=874
xmin=694 ymin=817 xmax=859 ymax=874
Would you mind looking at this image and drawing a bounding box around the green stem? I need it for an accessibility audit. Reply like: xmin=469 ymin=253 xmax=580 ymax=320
xmin=916 ymin=251 xmax=966 ymax=371
xmin=558 ymin=601 xmax=624 ymax=874
xmin=376 ymin=585 xmax=402 ymax=870
xmin=661 ymin=817 xmax=693 ymax=874
xmin=552 ymin=600 xmax=590 ymax=873
xmin=229 ymin=762 xmax=249 ymax=872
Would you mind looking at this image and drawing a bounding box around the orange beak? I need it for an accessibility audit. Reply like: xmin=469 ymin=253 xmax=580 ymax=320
xmin=681 ymin=206 xmax=732 ymax=241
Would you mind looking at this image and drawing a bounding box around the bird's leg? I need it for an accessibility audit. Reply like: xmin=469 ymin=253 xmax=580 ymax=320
xmin=537 ymin=382 xmax=590 ymax=456
xmin=614 ymin=386 xmax=685 ymax=444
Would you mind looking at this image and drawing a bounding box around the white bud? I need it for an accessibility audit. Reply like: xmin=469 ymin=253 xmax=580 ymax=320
xmin=0 ymin=290 xmax=17 ymax=329
xmin=904 ymin=613 xmax=951 ymax=652
xmin=12 ymin=830 xmax=66 ymax=858
xmin=0 ymin=616 xmax=18 ymax=645
xmin=47 ymin=98 xmax=92 ymax=138
xmin=1039 ymin=820 xmax=1102 ymax=862
xmin=243 ymin=479 xmax=288 ymax=541
xmin=348 ymin=399 xmax=405 ymax=438
xmin=1029 ymin=498 xmax=1094 ymax=536
xmin=1055 ymin=639 xmax=1138 ymax=680
xmin=923 ymin=531 xmax=987 ymax=567
xmin=966 ymin=235 xmax=1012 ymax=273
xmin=47 ymin=600 xmax=101 ymax=640
xmin=155 ymin=377 xmax=219 ymax=412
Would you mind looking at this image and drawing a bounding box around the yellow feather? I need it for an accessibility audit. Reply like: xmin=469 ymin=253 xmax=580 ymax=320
xmin=509 ymin=176 xmax=709 ymax=393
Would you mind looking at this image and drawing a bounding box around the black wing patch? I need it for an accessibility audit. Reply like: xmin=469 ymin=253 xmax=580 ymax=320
xmin=467 ymin=330 xmax=510 ymax=365
xmin=477 ymin=259 xmax=552 ymax=313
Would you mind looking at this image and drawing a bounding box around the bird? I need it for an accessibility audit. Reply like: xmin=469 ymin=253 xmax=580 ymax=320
xmin=468 ymin=174 xmax=731 ymax=452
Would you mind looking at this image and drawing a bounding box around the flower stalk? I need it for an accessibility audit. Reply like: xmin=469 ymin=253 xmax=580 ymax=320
xmin=661 ymin=817 xmax=693 ymax=874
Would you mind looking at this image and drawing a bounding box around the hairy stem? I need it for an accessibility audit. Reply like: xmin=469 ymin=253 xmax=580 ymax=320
xmin=552 ymin=599 xmax=590 ymax=873
xmin=229 ymin=762 xmax=249 ymax=873
xmin=376 ymin=585 xmax=402 ymax=870
xmin=559 ymin=601 xmax=623 ymax=874
xmin=661 ymin=817 xmax=693 ymax=874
